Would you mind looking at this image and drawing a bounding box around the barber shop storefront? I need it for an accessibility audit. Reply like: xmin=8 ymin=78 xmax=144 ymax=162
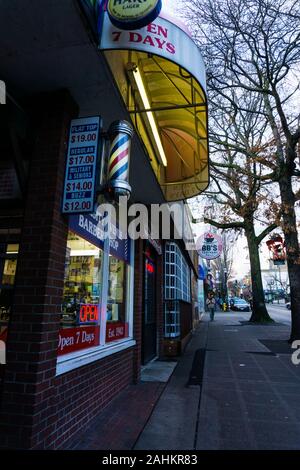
xmin=0 ymin=0 xmax=208 ymax=449
xmin=57 ymin=212 xmax=134 ymax=373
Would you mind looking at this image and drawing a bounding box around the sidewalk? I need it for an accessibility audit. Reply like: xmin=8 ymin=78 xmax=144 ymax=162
xmin=135 ymin=312 xmax=300 ymax=450
xmin=67 ymin=312 xmax=300 ymax=450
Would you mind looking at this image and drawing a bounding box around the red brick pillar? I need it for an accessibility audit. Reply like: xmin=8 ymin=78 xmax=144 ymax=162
xmin=0 ymin=90 xmax=78 ymax=449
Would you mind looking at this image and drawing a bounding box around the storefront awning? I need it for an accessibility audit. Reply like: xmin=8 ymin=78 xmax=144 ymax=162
xmin=99 ymin=5 xmax=209 ymax=202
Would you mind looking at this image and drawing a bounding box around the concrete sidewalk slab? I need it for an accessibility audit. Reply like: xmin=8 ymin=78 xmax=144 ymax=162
xmin=135 ymin=312 xmax=300 ymax=450
xmin=141 ymin=360 xmax=178 ymax=382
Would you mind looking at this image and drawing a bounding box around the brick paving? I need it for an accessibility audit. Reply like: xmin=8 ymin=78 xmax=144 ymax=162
xmin=66 ymin=381 xmax=165 ymax=450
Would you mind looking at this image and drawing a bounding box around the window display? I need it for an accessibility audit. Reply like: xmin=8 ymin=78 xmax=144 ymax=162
xmin=0 ymin=243 xmax=19 ymax=348
xmin=59 ymin=212 xmax=133 ymax=359
xmin=61 ymin=232 xmax=102 ymax=327
xmin=106 ymin=255 xmax=128 ymax=343
xmin=59 ymin=231 xmax=102 ymax=356
xmin=0 ymin=244 xmax=19 ymax=328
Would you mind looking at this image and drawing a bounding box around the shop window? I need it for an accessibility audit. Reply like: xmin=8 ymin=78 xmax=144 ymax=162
xmin=106 ymin=255 xmax=129 ymax=343
xmin=58 ymin=212 xmax=134 ymax=365
xmin=0 ymin=243 xmax=19 ymax=349
xmin=59 ymin=231 xmax=102 ymax=357
xmin=164 ymin=242 xmax=191 ymax=337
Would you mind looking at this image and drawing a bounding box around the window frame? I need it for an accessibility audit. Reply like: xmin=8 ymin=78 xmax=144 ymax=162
xmin=56 ymin=233 xmax=135 ymax=376
xmin=164 ymin=242 xmax=192 ymax=338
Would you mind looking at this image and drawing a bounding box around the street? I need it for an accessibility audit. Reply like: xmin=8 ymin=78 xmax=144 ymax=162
xmin=267 ymin=304 xmax=291 ymax=326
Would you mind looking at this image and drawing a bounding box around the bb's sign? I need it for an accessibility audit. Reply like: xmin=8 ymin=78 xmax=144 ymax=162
xmin=107 ymin=0 xmax=162 ymax=30
xmin=197 ymin=232 xmax=223 ymax=260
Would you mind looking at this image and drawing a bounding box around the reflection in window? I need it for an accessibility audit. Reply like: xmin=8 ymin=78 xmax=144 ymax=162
xmin=0 ymin=289 xmax=13 ymax=322
xmin=2 ymin=259 xmax=17 ymax=285
xmin=107 ymin=256 xmax=126 ymax=322
xmin=61 ymin=231 xmax=102 ymax=328
xmin=0 ymin=243 xmax=19 ymax=339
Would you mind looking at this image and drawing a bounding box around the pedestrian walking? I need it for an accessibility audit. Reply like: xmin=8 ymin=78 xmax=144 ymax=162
xmin=206 ymin=292 xmax=216 ymax=321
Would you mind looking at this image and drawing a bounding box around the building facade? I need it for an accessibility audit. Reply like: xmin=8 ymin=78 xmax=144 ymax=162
xmin=0 ymin=1 xmax=208 ymax=449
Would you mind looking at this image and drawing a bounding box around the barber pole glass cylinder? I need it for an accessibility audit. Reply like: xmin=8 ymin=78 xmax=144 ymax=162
xmin=107 ymin=120 xmax=134 ymax=200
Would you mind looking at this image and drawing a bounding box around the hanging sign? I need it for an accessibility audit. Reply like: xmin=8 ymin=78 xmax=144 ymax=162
xmin=107 ymin=0 xmax=162 ymax=30
xmin=196 ymin=232 xmax=223 ymax=260
xmin=266 ymin=235 xmax=286 ymax=266
xmin=62 ymin=116 xmax=102 ymax=215
xmin=198 ymin=264 xmax=205 ymax=280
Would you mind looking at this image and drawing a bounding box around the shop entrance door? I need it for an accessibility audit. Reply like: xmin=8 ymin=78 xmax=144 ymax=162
xmin=142 ymin=245 xmax=157 ymax=364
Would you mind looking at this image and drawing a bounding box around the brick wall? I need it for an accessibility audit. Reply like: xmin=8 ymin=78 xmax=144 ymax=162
xmin=0 ymin=89 xmax=139 ymax=449
xmin=0 ymin=90 xmax=78 ymax=449
xmin=52 ymin=348 xmax=134 ymax=449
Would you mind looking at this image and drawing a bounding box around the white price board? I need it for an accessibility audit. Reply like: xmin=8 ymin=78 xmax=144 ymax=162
xmin=62 ymin=116 xmax=101 ymax=214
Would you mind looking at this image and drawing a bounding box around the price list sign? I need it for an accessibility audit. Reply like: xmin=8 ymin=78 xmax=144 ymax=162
xmin=62 ymin=116 xmax=101 ymax=214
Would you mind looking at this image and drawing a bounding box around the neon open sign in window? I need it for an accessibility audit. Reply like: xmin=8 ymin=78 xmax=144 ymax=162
xmin=79 ymin=304 xmax=99 ymax=324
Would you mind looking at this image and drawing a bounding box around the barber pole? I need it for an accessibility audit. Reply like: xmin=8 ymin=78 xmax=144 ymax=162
xmin=108 ymin=131 xmax=130 ymax=181
xmin=107 ymin=120 xmax=134 ymax=199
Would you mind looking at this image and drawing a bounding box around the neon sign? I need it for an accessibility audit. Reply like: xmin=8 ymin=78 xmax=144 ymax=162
xmin=146 ymin=260 xmax=155 ymax=274
xmin=79 ymin=304 xmax=99 ymax=323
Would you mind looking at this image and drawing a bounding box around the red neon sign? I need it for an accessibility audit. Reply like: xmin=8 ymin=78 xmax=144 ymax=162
xmin=79 ymin=304 xmax=99 ymax=324
xmin=146 ymin=260 xmax=155 ymax=274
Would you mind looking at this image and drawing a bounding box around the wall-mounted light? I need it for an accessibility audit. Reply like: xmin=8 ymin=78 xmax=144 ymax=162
xmin=130 ymin=66 xmax=168 ymax=167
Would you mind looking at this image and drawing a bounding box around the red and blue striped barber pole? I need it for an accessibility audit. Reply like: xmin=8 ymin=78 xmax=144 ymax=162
xmin=109 ymin=132 xmax=130 ymax=181
xmin=107 ymin=120 xmax=134 ymax=199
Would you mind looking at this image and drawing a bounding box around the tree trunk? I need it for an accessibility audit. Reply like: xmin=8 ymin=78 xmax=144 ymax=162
xmin=279 ymin=172 xmax=300 ymax=341
xmin=245 ymin=223 xmax=273 ymax=322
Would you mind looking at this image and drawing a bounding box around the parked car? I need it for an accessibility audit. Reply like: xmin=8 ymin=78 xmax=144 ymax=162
xmin=230 ymin=298 xmax=251 ymax=312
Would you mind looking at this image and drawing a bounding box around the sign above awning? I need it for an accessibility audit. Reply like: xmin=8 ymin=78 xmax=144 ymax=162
xmin=107 ymin=0 xmax=162 ymax=30
xmin=99 ymin=4 xmax=209 ymax=201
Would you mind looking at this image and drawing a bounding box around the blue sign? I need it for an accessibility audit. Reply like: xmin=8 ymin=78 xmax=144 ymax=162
xmin=198 ymin=265 xmax=205 ymax=280
xmin=62 ymin=116 xmax=102 ymax=214
xmin=69 ymin=211 xmax=131 ymax=264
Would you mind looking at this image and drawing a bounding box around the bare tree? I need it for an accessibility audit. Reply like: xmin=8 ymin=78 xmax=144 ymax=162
xmin=184 ymin=0 xmax=300 ymax=339
xmin=191 ymin=89 xmax=278 ymax=321
xmin=210 ymin=230 xmax=237 ymax=302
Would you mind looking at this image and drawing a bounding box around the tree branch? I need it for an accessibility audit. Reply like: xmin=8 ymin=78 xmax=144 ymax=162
xmin=256 ymin=223 xmax=278 ymax=245
xmin=203 ymin=217 xmax=245 ymax=230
